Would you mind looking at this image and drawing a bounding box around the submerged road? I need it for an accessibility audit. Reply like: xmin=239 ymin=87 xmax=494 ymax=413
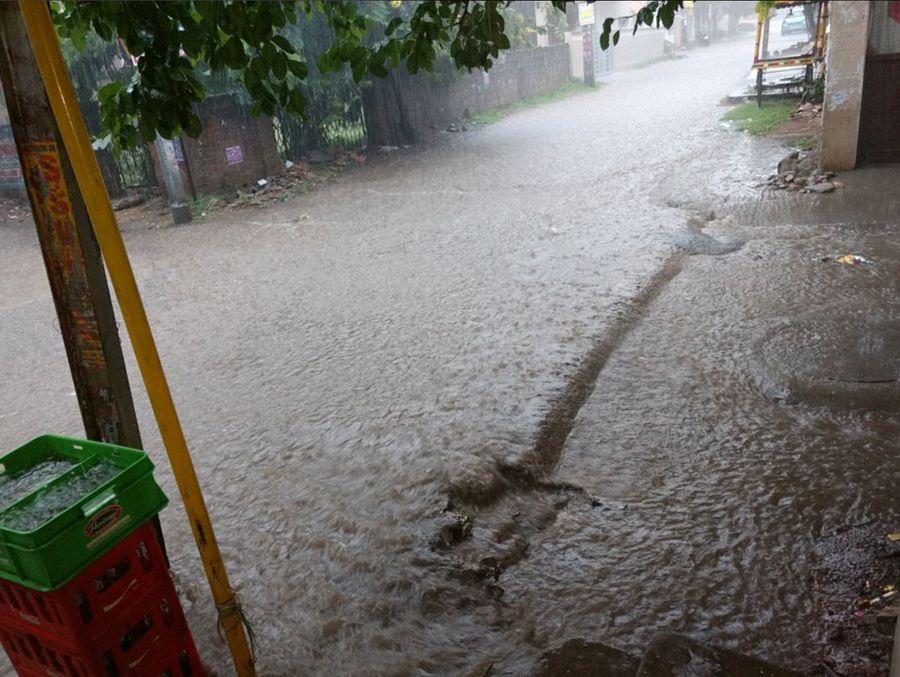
xmin=0 ymin=36 xmax=819 ymax=674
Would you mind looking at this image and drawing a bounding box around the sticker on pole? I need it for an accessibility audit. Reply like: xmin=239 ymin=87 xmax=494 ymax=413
xmin=578 ymin=2 xmax=595 ymax=25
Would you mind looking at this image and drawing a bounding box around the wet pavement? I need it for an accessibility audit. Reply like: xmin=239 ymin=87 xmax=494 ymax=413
xmin=2 ymin=34 xmax=898 ymax=675
xmin=471 ymin=209 xmax=899 ymax=675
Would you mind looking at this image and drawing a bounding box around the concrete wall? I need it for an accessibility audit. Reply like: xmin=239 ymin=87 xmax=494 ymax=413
xmin=821 ymin=1 xmax=872 ymax=170
xmin=609 ymin=28 xmax=666 ymax=69
xmin=363 ymin=44 xmax=571 ymax=146
xmin=591 ymin=0 xmax=665 ymax=69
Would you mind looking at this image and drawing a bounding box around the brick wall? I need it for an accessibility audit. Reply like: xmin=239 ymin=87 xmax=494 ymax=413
xmin=363 ymin=44 xmax=571 ymax=146
xmin=152 ymin=94 xmax=283 ymax=195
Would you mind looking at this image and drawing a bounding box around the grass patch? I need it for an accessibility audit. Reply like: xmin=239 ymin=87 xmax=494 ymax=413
xmin=189 ymin=192 xmax=227 ymax=217
xmin=721 ymin=99 xmax=796 ymax=135
xmin=468 ymin=79 xmax=593 ymax=125
xmin=793 ymin=135 xmax=818 ymax=150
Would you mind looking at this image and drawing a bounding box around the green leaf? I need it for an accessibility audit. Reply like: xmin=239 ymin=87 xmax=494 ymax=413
xmin=98 ymin=80 xmax=123 ymax=101
xmin=368 ymin=60 xmax=388 ymax=78
xmin=183 ymin=113 xmax=202 ymax=138
xmin=287 ymin=56 xmax=308 ymax=78
xmin=273 ymin=51 xmax=287 ymax=79
xmin=288 ymin=88 xmax=305 ymax=115
xmin=351 ymin=57 xmax=366 ymax=82
xmin=599 ymin=31 xmax=610 ymax=51
xmin=271 ymin=35 xmax=295 ymax=53
xmin=138 ymin=114 xmax=156 ymax=142
xmin=385 ymin=16 xmax=403 ymax=36
xmin=251 ymin=56 xmax=267 ymax=77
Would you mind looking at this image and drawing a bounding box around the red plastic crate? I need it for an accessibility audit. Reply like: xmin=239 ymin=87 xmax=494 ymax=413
xmin=0 ymin=577 xmax=203 ymax=676
xmin=0 ymin=522 xmax=168 ymax=646
xmin=149 ymin=633 xmax=205 ymax=677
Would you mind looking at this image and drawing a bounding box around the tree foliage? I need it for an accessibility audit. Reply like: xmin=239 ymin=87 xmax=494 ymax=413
xmin=52 ymin=0 xmax=685 ymax=151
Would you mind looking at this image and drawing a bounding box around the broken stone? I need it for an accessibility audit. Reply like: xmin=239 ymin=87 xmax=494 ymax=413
xmin=777 ymin=151 xmax=800 ymax=174
xmin=806 ymin=182 xmax=835 ymax=194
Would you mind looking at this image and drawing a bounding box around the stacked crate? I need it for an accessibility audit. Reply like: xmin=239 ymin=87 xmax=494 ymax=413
xmin=0 ymin=435 xmax=203 ymax=676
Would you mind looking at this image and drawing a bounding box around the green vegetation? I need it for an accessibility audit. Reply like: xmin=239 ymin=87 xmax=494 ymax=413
xmin=468 ymin=80 xmax=593 ymax=125
xmin=792 ymin=135 xmax=818 ymax=151
xmin=721 ymin=100 xmax=796 ymax=136
xmin=188 ymin=193 xmax=224 ymax=217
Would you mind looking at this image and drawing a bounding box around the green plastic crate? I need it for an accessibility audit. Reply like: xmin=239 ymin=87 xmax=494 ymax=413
xmin=0 ymin=435 xmax=168 ymax=591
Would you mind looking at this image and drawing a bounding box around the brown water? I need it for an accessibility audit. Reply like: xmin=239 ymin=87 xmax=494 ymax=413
xmin=1 ymin=35 xmax=897 ymax=675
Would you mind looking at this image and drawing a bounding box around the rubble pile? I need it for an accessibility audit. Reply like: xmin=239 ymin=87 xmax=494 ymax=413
xmin=790 ymin=101 xmax=822 ymax=121
xmin=766 ymin=150 xmax=842 ymax=194
xmin=230 ymin=150 xmax=365 ymax=208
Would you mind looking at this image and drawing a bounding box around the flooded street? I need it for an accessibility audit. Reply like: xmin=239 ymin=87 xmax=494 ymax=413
xmin=1 ymin=34 xmax=897 ymax=675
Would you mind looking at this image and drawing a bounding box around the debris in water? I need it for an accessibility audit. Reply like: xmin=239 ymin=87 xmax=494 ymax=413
xmin=836 ymin=254 xmax=872 ymax=266
xmin=855 ymin=585 xmax=899 ymax=609
xmin=0 ymin=461 xmax=74 ymax=512
xmin=887 ymin=532 xmax=900 ymax=543
xmin=805 ymin=181 xmax=835 ymax=194
xmin=1 ymin=460 xmax=121 ymax=532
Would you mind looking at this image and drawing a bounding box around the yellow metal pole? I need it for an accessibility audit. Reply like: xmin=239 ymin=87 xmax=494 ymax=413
xmin=17 ymin=3 xmax=256 ymax=674
xmin=753 ymin=11 xmax=763 ymax=65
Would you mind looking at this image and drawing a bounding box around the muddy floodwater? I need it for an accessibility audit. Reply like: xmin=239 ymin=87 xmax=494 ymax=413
xmin=1 ymin=35 xmax=897 ymax=675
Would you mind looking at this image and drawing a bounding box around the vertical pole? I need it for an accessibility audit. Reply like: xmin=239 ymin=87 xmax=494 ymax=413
xmin=582 ymin=25 xmax=595 ymax=86
xmin=17 ymin=3 xmax=256 ymax=674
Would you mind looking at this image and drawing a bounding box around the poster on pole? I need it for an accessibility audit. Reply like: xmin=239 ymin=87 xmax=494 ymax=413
xmin=578 ymin=2 xmax=595 ymax=26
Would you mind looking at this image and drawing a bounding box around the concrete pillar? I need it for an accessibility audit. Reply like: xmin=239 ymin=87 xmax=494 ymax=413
xmin=153 ymin=135 xmax=192 ymax=224
xmin=820 ymin=1 xmax=871 ymax=170
xmin=567 ymin=31 xmax=585 ymax=80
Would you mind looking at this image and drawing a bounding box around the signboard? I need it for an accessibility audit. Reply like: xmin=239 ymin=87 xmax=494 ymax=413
xmin=578 ymin=2 xmax=595 ymax=26
xmin=225 ymin=145 xmax=244 ymax=165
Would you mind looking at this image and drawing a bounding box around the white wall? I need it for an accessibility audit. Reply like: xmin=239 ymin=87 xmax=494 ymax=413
xmin=610 ymin=28 xmax=666 ymax=69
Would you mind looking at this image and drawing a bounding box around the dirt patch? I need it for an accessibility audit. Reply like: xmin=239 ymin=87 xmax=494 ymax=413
xmin=770 ymin=102 xmax=822 ymax=139
xmin=113 ymin=150 xmax=365 ymax=229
